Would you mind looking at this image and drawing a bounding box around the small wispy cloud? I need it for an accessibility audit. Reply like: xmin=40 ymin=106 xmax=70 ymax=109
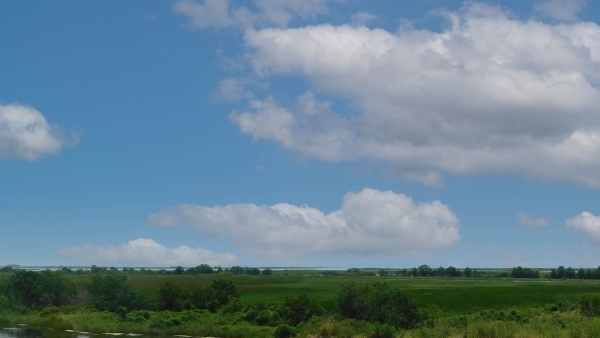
xmin=57 ymin=238 xmax=239 ymax=266
xmin=350 ymin=11 xmax=377 ymax=26
xmin=517 ymin=213 xmax=550 ymax=228
xmin=534 ymin=0 xmax=585 ymax=21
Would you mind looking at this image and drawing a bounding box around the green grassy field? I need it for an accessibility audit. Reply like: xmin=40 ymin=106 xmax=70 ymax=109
xmin=5 ymin=271 xmax=600 ymax=337
xmin=53 ymin=272 xmax=600 ymax=315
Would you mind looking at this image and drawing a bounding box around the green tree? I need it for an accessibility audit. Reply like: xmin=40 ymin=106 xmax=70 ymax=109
xmin=336 ymin=282 xmax=421 ymax=329
xmin=1 ymin=270 xmax=75 ymax=309
xmin=262 ymin=268 xmax=273 ymax=275
xmin=368 ymin=283 xmax=421 ymax=329
xmin=446 ymin=266 xmax=461 ymax=277
xmin=192 ymin=279 xmax=240 ymax=312
xmin=158 ymin=282 xmax=188 ymax=311
xmin=280 ymin=294 xmax=325 ymax=326
xmin=435 ymin=266 xmax=446 ymax=277
xmin=418 ymin=265 xmax=432 ymax=277
xmin=88 ymin=274 xmax=149 ymax=312
xmin=464 ymin=267 xmax=472 ymax=277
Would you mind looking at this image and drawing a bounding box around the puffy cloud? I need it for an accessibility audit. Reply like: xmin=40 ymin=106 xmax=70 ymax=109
xmin=57 ymin=238 xmax=239 ymax=266
xmin=231 ymin=3 xmax=600 ymax=188
xmin=517 ymin=213 xmax=550 ymax=228
xmin=174 ymin=0 xmax=342 ymax=29
xmin=229 ymin=93 xmax=353 ymax=162
xmin=0 ymin=103 xmax=75 ymax=161
xmin=534 ymin=0 xmax=585 ymax=22
xmin=146 ymin=188 xmax=461 ymax=261
xmin=566 ymin=212 xmax=600 ymax=244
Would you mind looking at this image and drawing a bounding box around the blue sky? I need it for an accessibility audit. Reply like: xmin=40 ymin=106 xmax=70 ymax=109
xmin=2 ymin=0 xmax=600 ymax=268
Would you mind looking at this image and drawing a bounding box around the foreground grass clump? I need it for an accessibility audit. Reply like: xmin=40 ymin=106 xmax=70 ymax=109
xmin=4 ymin=298 xmax=600 ymax=337
xmin=0 ymin=306 xmax=275 ymax=338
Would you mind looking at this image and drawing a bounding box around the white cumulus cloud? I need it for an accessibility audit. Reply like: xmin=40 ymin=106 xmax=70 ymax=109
xmin=566 ymin=212 xmax=600 ymax=244
xmin=0 ymin=103 xmax=75 ymax=161
xmin=517 ymin=213 xmax=550 ymax=228
xmin=57 ymin=238 xmax=240 ymax=266
xmin=230 ymin=3 xmax=600 ymax=188
xmin=145 ymin=188 xmax=461 ymax=261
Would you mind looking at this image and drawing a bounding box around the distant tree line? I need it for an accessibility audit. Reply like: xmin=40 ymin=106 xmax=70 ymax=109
xmin=398 ymin=265 xmax=480 ymax=278
xmin=549 ymin=266 xmax=600 ymax=280
xmin=510 ymin=266 xmax=539 ymax=278
xmin=7 ymin=265 xmax=274 ymax=276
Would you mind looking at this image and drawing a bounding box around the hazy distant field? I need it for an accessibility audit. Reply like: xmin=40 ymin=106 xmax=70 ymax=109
xmin=26 ymin=271 xmax=600 ymax=315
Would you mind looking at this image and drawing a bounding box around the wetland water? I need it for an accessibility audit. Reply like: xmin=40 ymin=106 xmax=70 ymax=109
xmin=1 ymin=328 xmax=48 ymax=338
xmin=1 ymin=328 xmax=141 ymax=338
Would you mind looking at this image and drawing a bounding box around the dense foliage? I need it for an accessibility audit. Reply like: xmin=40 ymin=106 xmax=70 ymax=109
xmin=336 ymin=282 xmax=421 ymax=329
xmin=88 ymin=274 xmax=150 ymax=312
xmin=0 ymin=270 xmax=75 ymax=309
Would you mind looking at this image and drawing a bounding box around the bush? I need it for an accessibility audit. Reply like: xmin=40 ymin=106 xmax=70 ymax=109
xmin=88 ymin=274 xmax=150 ymax=312
xmin=193 ymin=279 xmax=240 ymax=312
xmin=255 ymin=310 xmax=271 ymax=326
xmin=158 ymin=282 xmax=188 ymax=311
xmin=1 ymin=270 xmax=76 ymax=309
xmin=116 ymin=306 xmax=127 ymax=321
xmin=369 ymin=323 xmax=395 ymax=338
xmin=581 ymin=294 xmax=600 ymax=317
xmin=273 ymin=324 xmax=296 ymax=338
xmin=149 ymin=317 xmax=181 ymax=329
xmin=336 ymin=282 xmax=421 ymax=329
xmin=280 ymin=294 xmax=325 ymax=326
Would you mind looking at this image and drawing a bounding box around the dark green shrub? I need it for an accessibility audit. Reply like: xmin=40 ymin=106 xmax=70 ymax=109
xmin=369 ymin=323 xmax=395 ymax=338
xmin=149 ymin=318 xmax=181 ymax=329
xmin=221 ymin=298 xmax=243 ymax=314
xmin=158 ymin=282 xmax=188 ymax=311
xmin=192 ymin=279 xmax=240 ymax=312
xmin=580 ymin=294 xmax=600 ymax=317
xmin=88 ymin=274 xmax=149 ymax=312
xmin=273 ymin=324 xmax=296 ymax=338
xmin=244 ymin=309 xmax=258 ymax=322
xmin=280 ymin=294 xmax=325 ymax=326
xmin=255 ymin=310 xmax=271 ymax=326
xmin=1 ymin=270 xmax=76 ymax=309
xmin=336 ymin=282 xmax=421 ymax=329
xmin=116 ymin=306 xmax=127 ymax=321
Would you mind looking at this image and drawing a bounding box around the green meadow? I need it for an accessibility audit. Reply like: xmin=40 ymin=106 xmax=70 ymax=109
xmin=74 ymin=272 xmax=600 ymax=313
xmin=4 ymin=270 xmax=600 ymax=337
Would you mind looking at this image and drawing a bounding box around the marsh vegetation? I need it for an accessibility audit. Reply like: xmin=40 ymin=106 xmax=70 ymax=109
xmin=2 ymin=266 xmax=600 ymax=337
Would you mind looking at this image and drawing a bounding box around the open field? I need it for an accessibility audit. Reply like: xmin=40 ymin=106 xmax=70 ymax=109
xmin=5 ymin=271 xmax=600 ymax=337
xmin=18 ymin=272 xmax=600 ymax=315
